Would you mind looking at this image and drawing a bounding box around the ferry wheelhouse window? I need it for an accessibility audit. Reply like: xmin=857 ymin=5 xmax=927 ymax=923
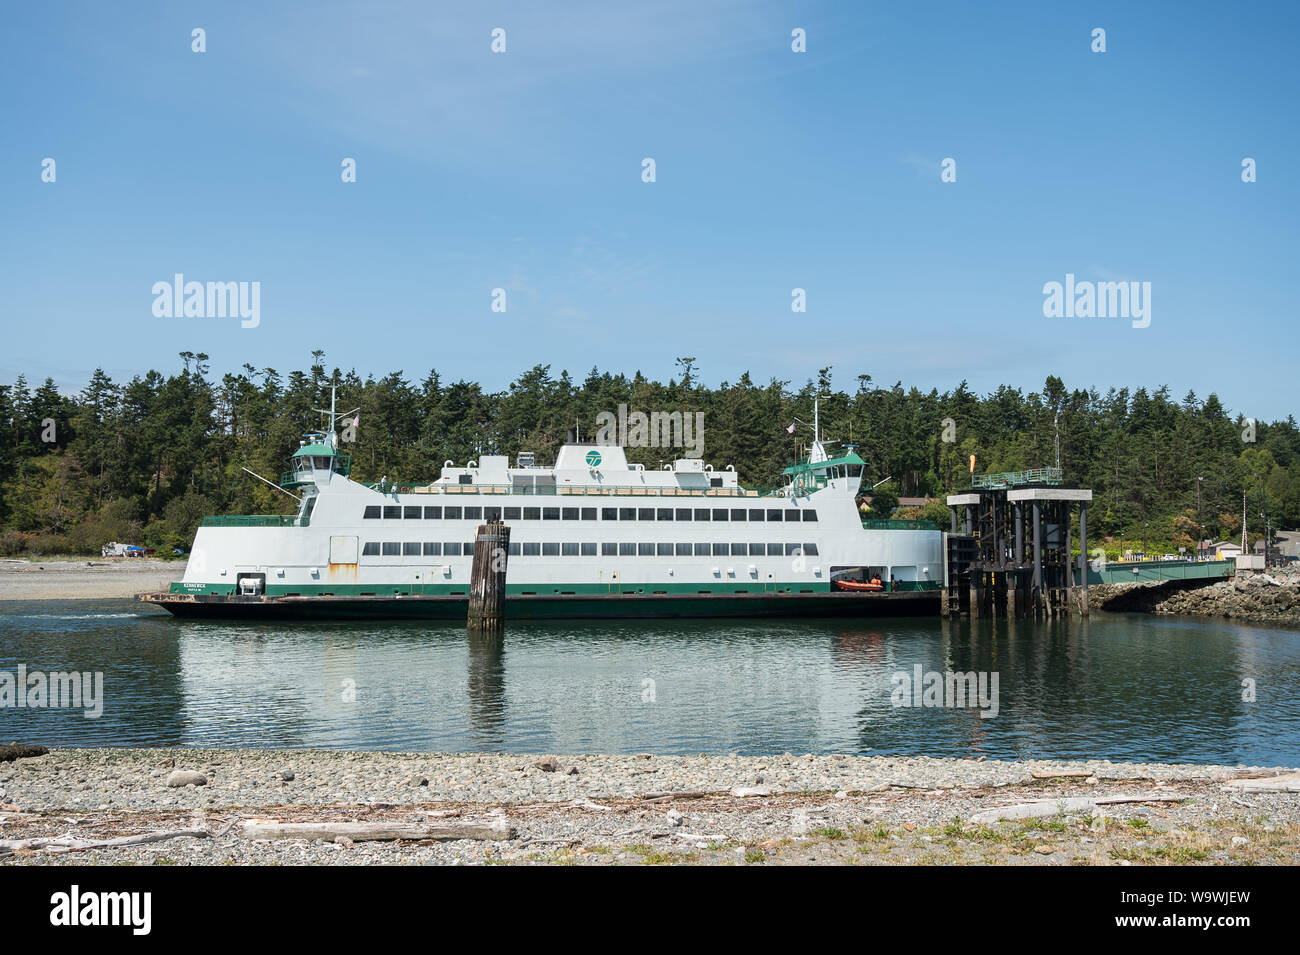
xmin=619 ymin=508 xmax=636 ymax=520
xmin=730 ymin=508 xmax=746 ymax=521
xmin=457 ymin=474 xmax=472 ymax=484
xmin=619 ymin=543 xmax=636 ymax=556
xmin=445 ymin=506 xmax=462 ymax=519
xmin=675 ymin=543 xmax=692 ymax=556
xmin=581 ymin=507 xmax=597 ymax=520
xmin=403 ymin=542 xmax=420 ymax=556
xmin=767 ymin=509 xmax=782 ymax=521
xmin=784 ymin=510 xmax=801 ymax=522
xmin=731 ymin=543 xmax=747 ymax=556
xmin=580 ymin=542 xmax=597 ymax=556
xmin=675 ymin=508 xmax=692 ymax=521
xmin=709 ymin=477 xmax=723 ymax=487
xmin=383 ymin=506 xmax=401 ymax=519
xmin=694 ymin=508 xmax=710 ymax=521
xmin=423 ymin=506 xmax=442 ymax=519
xmin=638 ymin=507 xmax=655 ymax=521
xmin=423 ymin=542 xmax=441 ymax=556
xmin=602 ymin=543 xmax=618 ymax=556
xmin=602 ymin=507 xmax=618 ymax=521
xmin=484 ymin=506 xmax=501 ymax=520
xmin=364 ymin=506 xmax=381 ymax=519
xmin=803 ymin=543 xmax=819 ymax=555
xmin=464 ymin=506 xmax=482 ymax=520
xmin=638 ymin=543 xmax=655 ymax=556
xmin=362 ymin=542 xmax=380 ymax=556
xmin=404 ymin=506 xmax=421 ymax=519
xmin=768 ymin=543 xmax=784 ymax=556
xmin=712 ymin=543 xmax=728 ymax=556
xmin=803 ymin=510 xmax=818 ymax=521
xmin=748 ymin=508 xmax=765 ymax=521
xmin=562 ymin=542 xmax=580 ymax=556
xmin=543 ymin=542 xmax=560 ymax=556
xmin=382 ymin=542 xmax=401 ymax=556
xmin=523 ymin=507 xmax=541 ymax=520
xmin=561 ymin=507 xmax=579 ymax=520
xmin=444 ymin=542 xmax=462 ymax=556
xmin=522 ymin=542 xmax=540 ymax=556
xmin=712 ymin=509 xmax=729 ymax=521
xmin=694 ymin=543 xmax=710 ymax=556
xmin=504 ymin=507 xmax=521 ymax=520
xmin=657 ymin=543 xmax=673 ymax=556
xmin=847 ymin=465 xmax=863 ymax=477
xmin=543 ymin=507 xmax=560 ymax=521
xmin=749 ymin=543 xmax=765 ymax=556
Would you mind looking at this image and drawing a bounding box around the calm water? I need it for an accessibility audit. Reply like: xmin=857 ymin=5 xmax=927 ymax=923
xmin=1 ymin=600 xmax=1298 ymax=765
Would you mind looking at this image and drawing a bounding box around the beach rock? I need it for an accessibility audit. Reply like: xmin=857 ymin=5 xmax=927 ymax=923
xmin=281 ymin=769 xmax=295 ymax=781
xmin=665 ymin=809 xmax=684 ymax=828
xmin=533 ymin=757 xmax=561 ymax=773
xmin=0 ymin=744 xmax=49 ymax=763
xmin=165 ymin=770 xmax=208 ymax=788
xmin=731 ymin=786 xmax=773 ymax=798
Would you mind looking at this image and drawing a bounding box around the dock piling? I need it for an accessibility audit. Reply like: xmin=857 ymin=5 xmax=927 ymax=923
xmin=468 ymin=519 xmax=510 ymax=631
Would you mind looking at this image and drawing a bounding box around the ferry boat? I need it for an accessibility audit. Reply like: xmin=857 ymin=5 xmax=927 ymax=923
xmin=138 ymin=397 xmax=945 ymax=619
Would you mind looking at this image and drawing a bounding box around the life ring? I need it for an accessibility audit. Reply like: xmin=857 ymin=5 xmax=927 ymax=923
xmin=398 ymin=485 xmax=411 ymax=493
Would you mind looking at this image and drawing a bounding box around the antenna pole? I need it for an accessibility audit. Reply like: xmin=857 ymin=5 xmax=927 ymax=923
xmin=242 ymin=467 xmax=302 ymax=502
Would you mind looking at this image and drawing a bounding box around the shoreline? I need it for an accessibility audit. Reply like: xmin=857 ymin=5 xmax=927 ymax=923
xmin=0 ymin=559 xmax=180 ymax=601
xmin=2 ymin=749 xmax=1297 ymax=865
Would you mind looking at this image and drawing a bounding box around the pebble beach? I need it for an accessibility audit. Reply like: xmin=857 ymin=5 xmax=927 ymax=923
xmin=2 ymin=749 xmax=1297 ymax=866
xmin=0 ymin=559 xmax=178 ymax=601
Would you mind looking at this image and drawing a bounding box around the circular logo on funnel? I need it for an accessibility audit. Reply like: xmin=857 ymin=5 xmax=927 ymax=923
xmin=585 ymin=450 xmax=602 ymax=467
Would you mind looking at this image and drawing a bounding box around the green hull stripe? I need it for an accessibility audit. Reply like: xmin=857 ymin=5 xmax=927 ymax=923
xmin=169 ymin=579 xmax=941 ymax=597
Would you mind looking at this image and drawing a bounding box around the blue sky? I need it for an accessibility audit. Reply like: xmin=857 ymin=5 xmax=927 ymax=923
xmin=2 ymin=1 xmax=1296 ymax=418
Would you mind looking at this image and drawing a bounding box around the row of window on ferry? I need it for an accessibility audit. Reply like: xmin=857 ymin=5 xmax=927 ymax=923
xmin=362 ymin=505 xmax=817 ymax=523
xmin=361 ymin=541 xmax=820 ymax=557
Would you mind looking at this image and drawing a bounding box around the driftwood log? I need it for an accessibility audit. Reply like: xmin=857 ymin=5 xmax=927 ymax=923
xmin=0 ymin=827 xmax=211 ymax=855
xmin=240 ymin=817 xmax=515 ymax=843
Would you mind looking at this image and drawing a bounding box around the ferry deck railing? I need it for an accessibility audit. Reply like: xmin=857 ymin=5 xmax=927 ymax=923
xmin=356 ymin=482 xmax=808 ymax=499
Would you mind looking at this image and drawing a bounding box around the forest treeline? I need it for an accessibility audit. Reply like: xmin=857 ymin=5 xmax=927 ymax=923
xmin=1 ymin=351 xmax=1295 ymax=556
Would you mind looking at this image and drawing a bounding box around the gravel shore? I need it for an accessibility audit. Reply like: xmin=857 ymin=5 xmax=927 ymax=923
xmin=0 ymin=559 xmax=179 ymax=601
xmin=2 ymin=749 xmax=1297 ymax=866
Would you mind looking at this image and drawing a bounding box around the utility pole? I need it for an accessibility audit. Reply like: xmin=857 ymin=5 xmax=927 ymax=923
xmin=1053 ymin=410 xmax=1060 ymax=470
xmin=1196 ymin=476 xmax=1204 ymax=561
xmin=1241 ymin=490 xmax=1248 ymax=557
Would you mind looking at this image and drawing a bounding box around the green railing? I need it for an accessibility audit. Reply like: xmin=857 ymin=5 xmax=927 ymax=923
xmin=1086 ymin=559 xmax=1233 ymax=585
xmin=861 ymin=519 xmax=942 ymax=530
xmin=201 ymin=515 xmax=307 ymax=528
xmin=971 ymin=467 xmax=1064 ymax=489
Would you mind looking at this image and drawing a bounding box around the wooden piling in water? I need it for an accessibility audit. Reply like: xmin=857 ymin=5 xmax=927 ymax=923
xmin=468 ymin=519 xmax=510 ymax=631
